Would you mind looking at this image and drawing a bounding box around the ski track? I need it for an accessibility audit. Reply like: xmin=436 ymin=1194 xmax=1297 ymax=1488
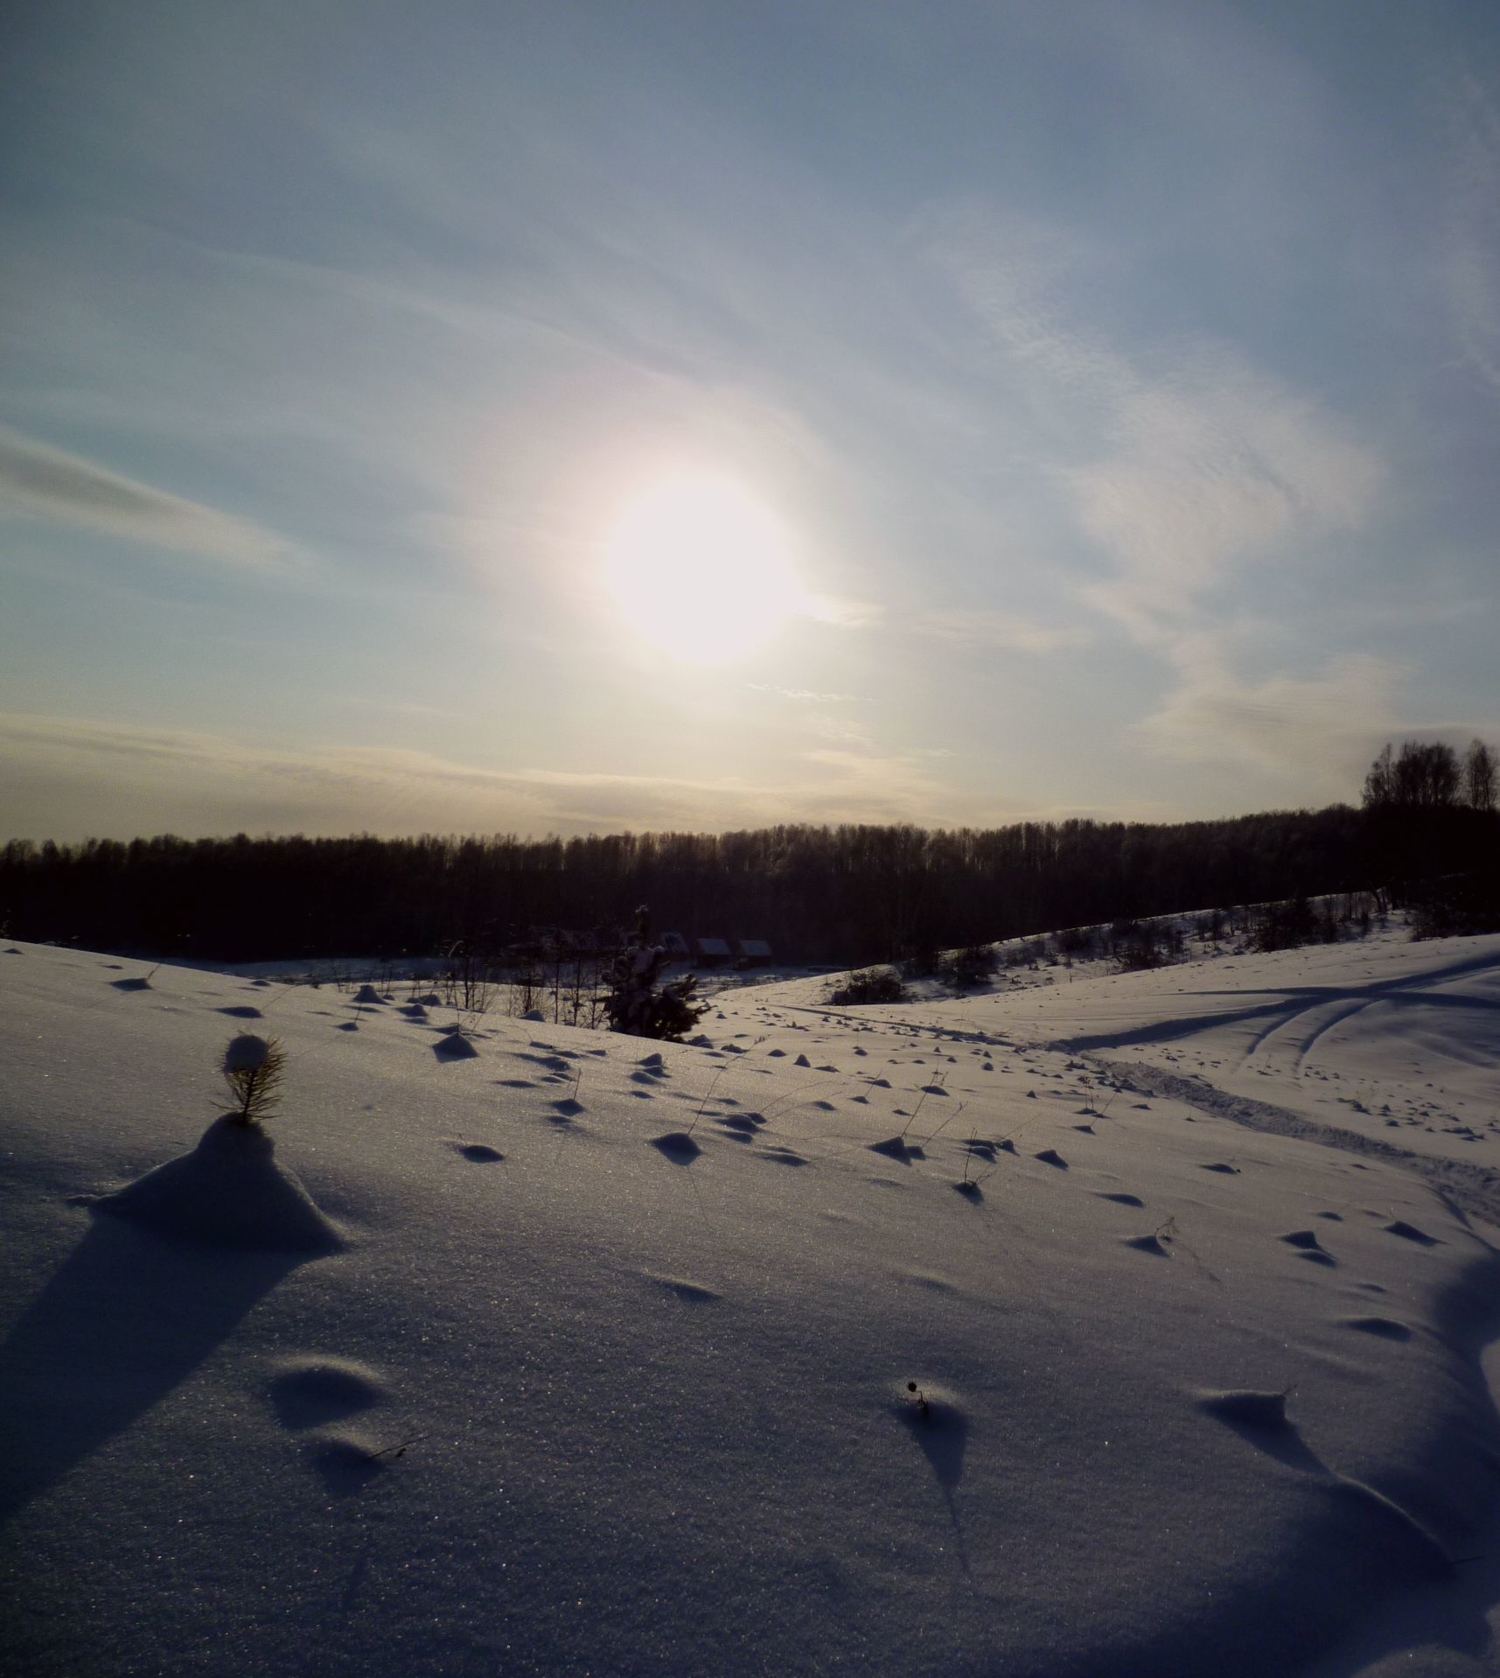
xmin=1284 ymin=998 xmax=1373 ymax=1075
xmin=1064 ymin=950 xmax=1500 ymax=1060
xmin=1092 ymin=1055 xmax=1500 ymax=1230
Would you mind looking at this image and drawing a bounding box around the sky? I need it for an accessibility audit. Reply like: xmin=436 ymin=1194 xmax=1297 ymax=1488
xmin=2 ymin=0 xmax=1498 ymax=841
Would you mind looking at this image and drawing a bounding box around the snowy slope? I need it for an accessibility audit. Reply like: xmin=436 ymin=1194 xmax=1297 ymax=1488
xmin=3 ymin=934 xmax=1500 ymax=1677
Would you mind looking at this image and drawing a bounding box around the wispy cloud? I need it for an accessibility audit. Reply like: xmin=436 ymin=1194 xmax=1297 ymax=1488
xmin=798 ymin=593 xmax=885 ymax=629
xmin=747 ymin=684 xmax=861 ymax=703
xmin=917 ymin=197 xmax=1399 ymax=794
xmin=0 ymin=427 xmax=288 ymax=570
xmin=6 ymin=4 xmax=1490 ymax=834
xmin=1133 ymin=648 xmax=1404 ymax=780
xmin=919 ymin=204 xmax=1381 ymax=638
xmin=796 ymin=745 xmax=965 ymax=823
xmin=1070 ymin=357 xmax=1378 ymax=636
xmin=1439 ymin=69 xmax=1500 ymax=398
xmin=910 ymin=608 xmax=1091 ymax=655
xmin=918 ymin=205 xmax=1130 ymax=400
xmin=0 ymin=713 xmax=995 ymax=840
xmin=796 ymin=594 xmax=1088 ymax=656
xmin=804 ymin=713 xmax=877 ymax=749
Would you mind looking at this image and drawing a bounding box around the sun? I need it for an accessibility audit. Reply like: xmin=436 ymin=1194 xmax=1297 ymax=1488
xmin=601 ymin=475 xmax=801 ymax=663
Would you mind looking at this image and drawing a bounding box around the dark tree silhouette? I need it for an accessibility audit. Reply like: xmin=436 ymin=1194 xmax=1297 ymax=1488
xmin=1462 ymin=739 xmax=1497 ymax=812
xmin=602 ymin=907 xmax=708 ymax=1041
xmin=1362 ymin=740 xmax=1460 ymax=810
xmin=1360 ymin=738 xmax=1499 ymax=915
xmin=3 ymin=786 xmax=1492 ymax=968
xmin=1362 ymin=743 xmax=1396 ymax=810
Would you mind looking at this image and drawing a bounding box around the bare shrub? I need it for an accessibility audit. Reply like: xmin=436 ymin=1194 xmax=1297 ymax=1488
xmin=827 ymin=967 xmax=906 ymax=1005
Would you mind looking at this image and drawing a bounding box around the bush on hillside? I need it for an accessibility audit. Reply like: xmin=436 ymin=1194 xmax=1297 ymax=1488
xmin=1253 ymin=897 xmax=1321 ymax=953
xmin=940 ymin=944 xmax=998 ymax=991
xmin=1117 ymin=938 xmax=1165 ymax=971
xmin=1410 ymin=876 xmax=1500 ymax=939
xmin=827 ymin=967 xmax=906 ymax=1006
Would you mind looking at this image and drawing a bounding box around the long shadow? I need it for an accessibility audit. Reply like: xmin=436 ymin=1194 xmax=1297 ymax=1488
xmin=1188 ymin=949 xmax=1500 ymax=1003
xmin=0 ymin=1215 xmax=304 ymax=1523
xmin=1061 ymin=952 xmax=1500 ymax=1054
xmin=1064 ymin=1381 xmax=1489 ymax=1678
xmin=898 ymin=1397 xmax=971 ymax=1573
xmin=901 ymin=1399 xmax=967 ymax=1491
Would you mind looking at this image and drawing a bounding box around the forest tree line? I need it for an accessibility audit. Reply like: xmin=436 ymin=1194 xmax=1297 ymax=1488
xmin=3 ymin=739 xmax=1494 ymax=964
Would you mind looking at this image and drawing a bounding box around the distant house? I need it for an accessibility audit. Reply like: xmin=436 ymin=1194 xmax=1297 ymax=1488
xmin=520 ymin=927 xmax=600 ymax=958
xmin=734 ymin=938 xmax=773 ymax=967
xmin=694 ymin=937 xmax=732 ymax=966
xmin=660 ymin=931 xmax=690 ymax=957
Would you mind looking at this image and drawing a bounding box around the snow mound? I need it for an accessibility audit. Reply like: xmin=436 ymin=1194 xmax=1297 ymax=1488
xmin=433 ymin=1029 xmax=479 ymax=1060
xmin=268 ymin=1358 xmax=386 ymax=1429
xmin=93 ymin=1117 xmax=344 ymax=1255
xmin=223 ymin=1033 xmax=272 ymax=1071
xmin=650 ymin=1130 xmax=702 ymax=1160
xmin=869 ymin=1134 xmax=920 ymax=1162
xmin=1198 ymin=1387 xmax=1290 ymax=1429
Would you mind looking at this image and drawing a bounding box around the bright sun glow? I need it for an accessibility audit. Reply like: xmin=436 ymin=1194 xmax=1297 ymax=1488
xmin=602 ymin=476 xmax=801 ymax=663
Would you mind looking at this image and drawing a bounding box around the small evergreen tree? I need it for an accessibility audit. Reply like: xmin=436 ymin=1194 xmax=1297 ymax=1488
xmin=603 ymin=907 xmax=709 ymax=1041
xmin=222 ymin=1034 xmax=287 ymax=1126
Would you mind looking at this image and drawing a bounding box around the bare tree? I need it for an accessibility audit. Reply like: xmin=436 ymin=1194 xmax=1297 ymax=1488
xmin=1365 ymin=740 xmax=1461 ymax=809
xmin=1462 ymin=738 xmax=1498 ymax=812
xmin=1396 ymin=741 xmax=1460 ymax=808
xmin=1362 ymin=742 xmax=1396 ymax=808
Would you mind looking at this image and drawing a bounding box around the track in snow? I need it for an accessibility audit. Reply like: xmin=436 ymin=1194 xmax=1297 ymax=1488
xmin=1091 ymin=1055 xmax=1500 ymax=1232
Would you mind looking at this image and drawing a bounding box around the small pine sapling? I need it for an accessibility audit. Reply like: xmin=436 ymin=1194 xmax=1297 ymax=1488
xmin=604 ymin=906 xmax=709 ymax=1041
xmin=222 ymin=1034 xmax=287 ymax=1127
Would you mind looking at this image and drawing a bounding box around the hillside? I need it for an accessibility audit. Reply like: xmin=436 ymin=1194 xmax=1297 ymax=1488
xmin=3 ymin=929 xmax=1500 ymax=1676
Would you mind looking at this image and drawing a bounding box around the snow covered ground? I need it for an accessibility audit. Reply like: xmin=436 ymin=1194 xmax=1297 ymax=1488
xmin=3 ymin=928 xmax=1500 ymax=1676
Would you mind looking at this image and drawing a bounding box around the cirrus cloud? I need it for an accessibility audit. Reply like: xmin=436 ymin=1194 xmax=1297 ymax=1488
xmin=0 ymin=427 xmax=288 ymax=571
xmin=0 ymin=712 xmax=1009 ymax=841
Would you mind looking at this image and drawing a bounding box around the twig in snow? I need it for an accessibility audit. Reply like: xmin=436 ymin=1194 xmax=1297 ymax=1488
xmin=921 ymin=1100 xmax=965 ymax=1148
xmin=687 ymin=1067 xmax=726 ymax=1138
xmin=367 ymin=1433 xmax=427 ymax=1462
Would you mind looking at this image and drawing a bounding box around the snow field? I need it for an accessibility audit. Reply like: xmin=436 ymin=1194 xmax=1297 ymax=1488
xmin=3 ymin=934 xmax=1500 ymax=1675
